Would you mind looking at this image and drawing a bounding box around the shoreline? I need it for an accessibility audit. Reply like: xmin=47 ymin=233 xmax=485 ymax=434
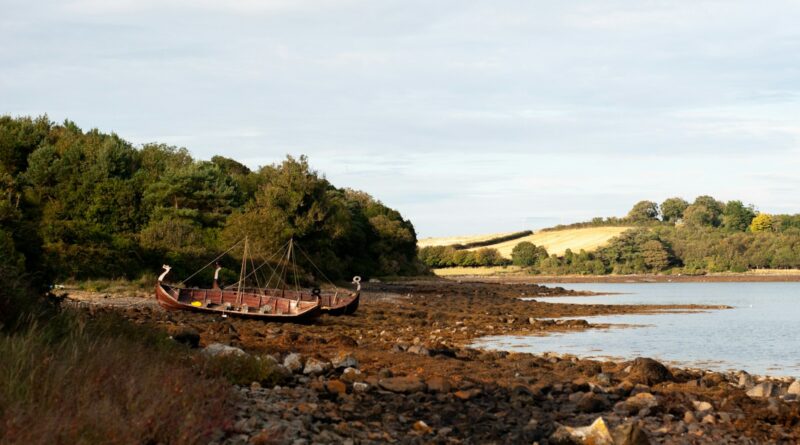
xmin=64 ymin=279 xmax=800 ymax=443
xmin=434 ymin=272 xmax=800 ymax=283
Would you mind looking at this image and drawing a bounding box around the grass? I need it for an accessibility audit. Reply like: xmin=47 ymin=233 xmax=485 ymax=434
xmin=64 ymin=274 xmax=157 ymax=293
xmin=432 ymin=265 xmax=524 ymax=276
xmin=417 ymin=232 xmax=519 ymax=249
xmin=0 ymin=310 xmax=236 ymax=445
xmin=469 ymin=226 xmax=632 ymax=258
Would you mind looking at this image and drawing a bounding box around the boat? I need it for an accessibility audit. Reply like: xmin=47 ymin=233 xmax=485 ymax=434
xmin=155 ymin=239 xmax=322 ymax=322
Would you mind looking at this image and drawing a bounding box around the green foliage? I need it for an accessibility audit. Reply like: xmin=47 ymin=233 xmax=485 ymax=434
xmin=627 ymin=200 xmax=659 ymax=223
xmin=511 ymin=241 xmax=548 ymax=267
xmin=722 ymin=200 xmax=756 ymax=232
xmin=417 ymin=245 xmax=508 ymax=268
xmin=660 ymin=197 xmax=688 ymax=223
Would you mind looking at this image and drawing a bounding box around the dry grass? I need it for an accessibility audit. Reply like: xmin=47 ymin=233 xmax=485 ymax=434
xmin=432 ymin=266 xmax=524 ymax=276
xmin=469 ymin=227 xmax=632 ymax=258
xmin=417 ymin=232 xmax=517 ymax=249
xmin=737 ymin=269 xmax=800 ymax=276
xmin=0 ymin=312 xmax=235 ymax=445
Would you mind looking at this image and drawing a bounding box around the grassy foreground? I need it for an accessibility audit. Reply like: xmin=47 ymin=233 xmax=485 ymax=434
xmin=0 ymin=308 xmax=287 ymax=445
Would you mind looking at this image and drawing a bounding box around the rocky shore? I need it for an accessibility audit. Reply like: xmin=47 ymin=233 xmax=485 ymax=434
xmin=68 ymin=279 xmax=800 ymax=444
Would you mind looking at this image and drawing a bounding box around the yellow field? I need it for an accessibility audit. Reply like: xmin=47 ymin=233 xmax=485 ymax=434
xmin=417 ymin=232 xmax=517 ymax=249
xmin=431 ymin=265 xmax=524 ymax=276
xmin=474 ymin=227 xmax=631 ymax=258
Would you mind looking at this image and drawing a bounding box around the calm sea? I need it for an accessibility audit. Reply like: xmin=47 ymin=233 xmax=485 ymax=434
xmin=472 ymin=282 xmax=800 ymax=377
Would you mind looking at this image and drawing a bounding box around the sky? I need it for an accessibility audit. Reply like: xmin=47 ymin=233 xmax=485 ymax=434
xmin=2 ymin=0 xmax=800 ymax=238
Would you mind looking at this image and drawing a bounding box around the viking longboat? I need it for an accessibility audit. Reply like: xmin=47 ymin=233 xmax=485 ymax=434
xmin=236 ymin=238 xmax=362 ymax=316
xmin=154 ymin=241 xmax=322 ymax=322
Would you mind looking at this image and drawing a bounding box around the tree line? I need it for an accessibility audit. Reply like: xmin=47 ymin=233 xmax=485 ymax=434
xmin=0 ymin=115 xmax=421 ymax=302
xmin=511 ymin=196 xmax=800 ymax=275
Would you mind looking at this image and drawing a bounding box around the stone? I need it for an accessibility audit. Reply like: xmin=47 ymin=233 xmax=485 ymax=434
xmin=341 ymin=367 xmax=364 ymax=382
xmin=577 ymin=392 xmax=610 ymax=413
xmin=378 ymin=376 xmax=426 ymax=393
xmin=352 ymin=382 xmax=369 ymax=393
xmin=684 ymin=411 xmax=697 ymax=423
xmin=618 ymin=392 xmax=659 ymax=416
xmin=303 ymin=357 xmax=332 ymax=376
xmin=283 ymin=353 xmax=304 ymax=373
xmin=596 ymin=373 xmax=613 ymax=386
xmin=747 ymin=382 xmax=778 ymax=398
xmin=612 ymin=421 xmax=651 ymax=445
xmin=171 ymin=328 xmax=200 ymax=348
xmin=326 ymin=379 xmax=347 ymax=395
xmin=738 ymin=372 xmax=754 ymax=389
xmin=627 ymin=357 xmax=673 ymax=386
xmin=701 ymin=414 xmax=715 ymax=424
xmin=331 ymin=352 xmax=358 ymax=370
xmin=407 ymin=344 xmax=430 ymax=356
xmin=426 ymin=376 xmax=452 ymax=393
xmin=692 ymin=401 xmax=713 ymax=412
xmin=454 ymin=388 xmax=482 ymax=400
xmin=412 ymin=420 xmax=432 ymax=434
xmin=788 ymin=380 xmax=800 ymax=395
xmin=551 ymin=417 xmax=614 ymax=445
xmin=202 ymin=343 xmax=246 ymax=357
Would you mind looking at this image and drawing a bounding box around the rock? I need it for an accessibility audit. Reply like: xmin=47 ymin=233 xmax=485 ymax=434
xmin=407 ymin=344 xmax=430 ymax=356
xmin=627 ymin=358 xmax=673 ymax=386
xmin=596 ymin=373 xmax=613 ymax=386
xmin=788 ymin=380 xmax=800 ymax=395
xmin=747 ymin=382 xmax=778 ymax=398
xmin=426 ymin=376 xmax=452 ymax=393
xmin=738 ymin=372 xmax=754 ymax=389
xmin=326 ymin=379 xmax=347 ymax=395
xmin=353 ymin=382 xmax=369 ymax=393
xmin=701 ymin=414 xmax=715 ymax=424
xmin=454 ymin=388 xmax=482 ymax=400
xmin=283 ymin=353 xmax=304 ymax=373
xmin=303 ymin=357 xmax=331 ymax=375
xmin=618 ymin=392 xmax=659 ymax=416
xmin=692 ymin=400 xmax=713 ymax=412
xmin=171 ymin=328 xmax=200 ymax=348
xmin=412 ymin=420 xmax=432 ymax=434
xmin=341 ymin=367 xmax=364 ymax=382
xmin=577 ymin=392 xmax=610 ymax=413
xmin=551 ymin=417 xmax=614 ymax=445
xmin=684 ymin=411 xmax=697 ymax=423
xmin=331 ymin=352 xmax=358 ymax=370
xmin=378 ymin=376 xmax=426 ymax=393
xmin=202 ymin=343 xmax=246 ymax=357
xmin=612 ymin=421 xmax=651 ymax=445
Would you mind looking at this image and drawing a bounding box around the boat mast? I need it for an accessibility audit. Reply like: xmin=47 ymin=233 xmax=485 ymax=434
xmin=282 ymin=238 xmax=293 ymax=298
xmin=237 ymin=236 xmax=248 ymax=305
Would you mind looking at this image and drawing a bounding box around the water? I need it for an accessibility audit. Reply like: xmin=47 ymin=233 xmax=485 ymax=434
xmin=472 ymin=282 xmax=800 ymax=377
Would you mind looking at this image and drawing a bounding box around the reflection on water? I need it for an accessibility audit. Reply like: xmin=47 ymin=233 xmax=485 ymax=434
xmin=473 ymin=282 xmax=800 ymax=377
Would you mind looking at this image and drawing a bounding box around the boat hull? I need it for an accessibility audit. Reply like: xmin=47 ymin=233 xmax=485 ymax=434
xmin=155 ymin=283 xmax=321 ymax=322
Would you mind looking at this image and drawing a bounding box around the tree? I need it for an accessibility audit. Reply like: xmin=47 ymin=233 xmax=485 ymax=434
xmin=660 ymin=197 xmax=689 ymax=223
xmin=641 ymin=239 xmax=670 ymax=271
xmin=682 ymin=204 xmax=715 ymax=227
xmin=749 ymin=213 xmax=773 ymax=233
xmin=692 ymin=195 xmax=724 ymax=226
xmin=511 ymin=241 xmax=539 ymax=266
xmin=722 ymin=201 xmax=756 ymax=232
xmin=627 ymin=200 xmax=659 ymax=223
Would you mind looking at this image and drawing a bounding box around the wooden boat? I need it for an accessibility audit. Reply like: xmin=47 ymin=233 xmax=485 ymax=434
xmin=298 ymin=277 xmax=360 ymax=315
xmin=154 ymin=240 xmax=323 ymax=322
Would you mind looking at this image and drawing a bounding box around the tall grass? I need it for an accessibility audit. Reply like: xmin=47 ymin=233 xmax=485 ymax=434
xmin=0 ymin=311 xmax=234 ymax=445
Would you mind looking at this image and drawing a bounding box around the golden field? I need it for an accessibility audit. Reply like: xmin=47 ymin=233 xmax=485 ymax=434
xmin=419 ymin=226 xmax=631 ymax=259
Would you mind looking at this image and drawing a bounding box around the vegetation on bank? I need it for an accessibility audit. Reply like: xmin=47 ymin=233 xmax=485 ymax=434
xmin=1 ymin=115 xmax=420 ymax=285
xmin=0 ymin=115 xmax=406 ymax=444
xmin=422 ymin=196 xmax=800 ymax=275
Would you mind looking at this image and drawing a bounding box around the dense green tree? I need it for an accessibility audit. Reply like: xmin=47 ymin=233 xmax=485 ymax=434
xmin=627 ymin=200 xmax=659 ymax=223
xmin=682 ymin=204 xmax=715 ymax=227
xmin=722 ymin=201 xmax=756 ymax=232
xmin=511 ymin=241 xmax=539 ymax=266
xmin=640 ymin=239 xmax=670 ymax=271
xmin=660 ymin=197 xmax=689 ymax=223
xmin=692 ymin=195 xmax=724 ymax=226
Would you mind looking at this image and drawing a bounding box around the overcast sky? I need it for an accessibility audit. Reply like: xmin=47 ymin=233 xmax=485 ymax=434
xmin=3 ymin=1 xmax=799 ymax=237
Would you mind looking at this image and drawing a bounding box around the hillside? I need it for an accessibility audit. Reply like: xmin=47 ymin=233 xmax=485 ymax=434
xmin=419 ymin=226 xmax=631 ymax=258
xmin=475 ymin=226 xmax=632 ymax=258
